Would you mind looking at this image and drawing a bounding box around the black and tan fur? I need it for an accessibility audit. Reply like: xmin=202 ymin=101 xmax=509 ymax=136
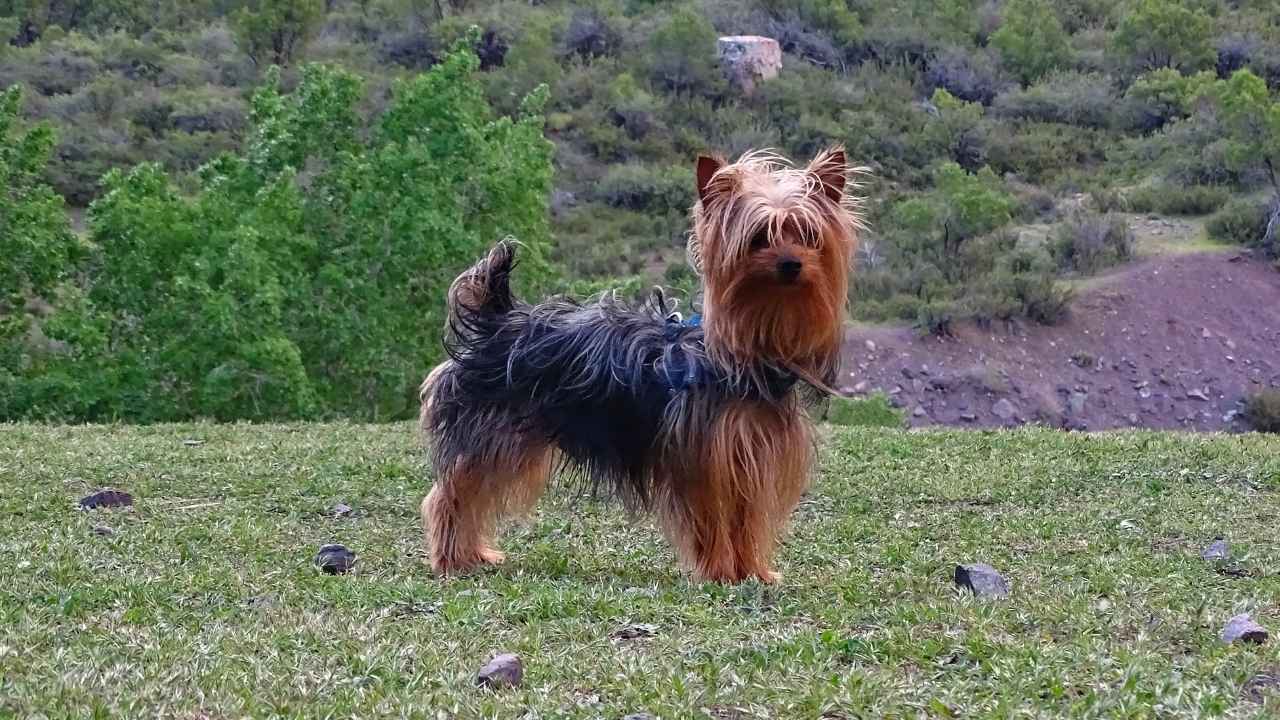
xmin=420 ymin=147 xmax=863 ymax=583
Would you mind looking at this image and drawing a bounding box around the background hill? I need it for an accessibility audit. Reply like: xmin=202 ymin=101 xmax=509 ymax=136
xmin=2 ymin=0 xmax=1279 ymax=423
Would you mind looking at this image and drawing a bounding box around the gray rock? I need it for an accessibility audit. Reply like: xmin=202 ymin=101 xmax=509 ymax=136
xmin=960 ymin=412 xmax=977 ymax=422
xmin=622 ymin=715 xmax=658 ymax=720
xmin=954 ymin=563 xmax=1009 ymax=599
xmin=1187 ymin=388 xmax=1210 ymax=401
xmin=92 ymin=525 xmax=114 ymax=536
xmin=992 ymin=399 xmax=1017 ymax=420
xmin=1221 ymin=614 xmax=1269 ymax=645
xmin=912 ymin=405 xmax=928 ymax=418
xmin=852 ymin=380 xmax=869 ymax=394
xmin=78 ymin=490 xmax=133 ymax=510
xmin=1201 ymin=539 xmax=1229 ymax=561
xmin=332 ymin=503 xmax=353 ymax=518
xmin=865 ymin=340 xmax=877 ymax=353
xmin=1069 ymin=391 xmax=1088 ymax=415
xmin=315 ymin=544 xmax=357 ymax=575
xmin=476 ymin=653 xmax=523 ymax=688
xmin=1127 ymin=413 xmax=1140 ymax=425
xmin=612 ymin=623 xmax=658 ymax=640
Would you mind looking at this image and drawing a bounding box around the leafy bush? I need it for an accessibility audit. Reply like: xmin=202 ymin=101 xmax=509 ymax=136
xmin=1120 ymin=67 xmax=1215 ymax=132
xmin=1052 ymin=212 xmax=1135 ymax=274
xmin=1111 ymin=0 xmax=1215 ymax=75
xmin=596 ymin=163 xmax=694 ymax=214
xmin=990 ymin=0 xmax=1071 ymax=84
xmin=647 ymin=6 xmax=721 ymax=95
xmin=992 ymin=71 xmax=1117 ymax=128
xmin=1245 ymin=390 xmax=1280 ymax=433
xmin=1207 ymin=197 xmax=1273 ymax=248
xmin=1126 ymin=184 xmax=1229 ymax=215
xmin=825 ymin=393 xmax=905 ymax=428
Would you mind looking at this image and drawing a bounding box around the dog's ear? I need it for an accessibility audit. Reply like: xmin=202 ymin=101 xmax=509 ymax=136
xmin=808 ymin=147 xmax=847 ymax=203
xmin=696 ymin=154 xmax=725 ymax=203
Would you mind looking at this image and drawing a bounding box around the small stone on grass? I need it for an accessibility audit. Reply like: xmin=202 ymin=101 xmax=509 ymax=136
xmin=476 ymin=653 xmax=523 ymax=689
xmin=954 ymin=563 xmax=1009 ymax=598
xmin=78 ymin=490 xmax=133 ymax=510
xmin=92 ymin=525 xmax=114 ymax=536
xmin=612 ymin=623 xmax=658 ymax=640
xmin=1221 ymin=614 xmax=1269 ymax=645
xmin=1242 ymin=669 xmax=1280 ymax=703
xmin=332 ymin=503 xmax=353 ymax=518
xmin=314 ymin=543 xmax=357 ymax=575
xmin=1201 ymin=538 xmax=1229 ymax=561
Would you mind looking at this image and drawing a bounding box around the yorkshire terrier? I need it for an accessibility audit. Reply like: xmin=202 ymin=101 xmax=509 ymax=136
xmin=420 ymin=147 xmax=862 ymax=583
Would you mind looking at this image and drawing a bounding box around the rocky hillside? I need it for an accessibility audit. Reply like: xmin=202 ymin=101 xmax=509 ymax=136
xmin=840 ymin=247 xmax=1280 ymax=431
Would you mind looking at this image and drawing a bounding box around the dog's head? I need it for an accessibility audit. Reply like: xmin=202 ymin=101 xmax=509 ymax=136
xmin=690 ymin=147 xmax=863 ymax=382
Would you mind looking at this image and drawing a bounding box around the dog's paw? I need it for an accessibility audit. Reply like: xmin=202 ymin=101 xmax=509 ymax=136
xmin=477 ymin=547 xmax=507 ymax=566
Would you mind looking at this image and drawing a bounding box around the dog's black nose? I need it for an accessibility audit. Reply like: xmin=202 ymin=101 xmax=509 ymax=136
xmin=776 ymin=259 xmax=802 ymax=281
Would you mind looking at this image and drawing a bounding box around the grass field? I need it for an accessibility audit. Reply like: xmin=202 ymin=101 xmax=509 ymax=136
xmin=2 ymin=423 xmax=1280 ymax=718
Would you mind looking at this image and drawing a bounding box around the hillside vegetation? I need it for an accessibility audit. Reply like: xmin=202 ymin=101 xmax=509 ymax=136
xmin=3 ymin=0 xmax=1280 ymax=422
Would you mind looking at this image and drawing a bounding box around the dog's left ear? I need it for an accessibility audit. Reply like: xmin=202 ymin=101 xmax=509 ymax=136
xmin=808 ymin=147 xmax=847 ymax=203
xmin=696 ymin=154 xmax=725 ymax=203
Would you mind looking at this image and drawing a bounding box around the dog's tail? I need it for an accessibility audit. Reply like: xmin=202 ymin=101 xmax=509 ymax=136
xmin=444 ymin=239 xmax=519 ymax=348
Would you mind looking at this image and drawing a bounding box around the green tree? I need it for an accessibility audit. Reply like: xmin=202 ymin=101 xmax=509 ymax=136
xmin=0 ymin=86 xmax=86 ymax=417
xmin=647 ymin=6 xmax=721 ymax=94
xmin=1210 ymin=69 xmax=1280 ymax=253
xmin=990 ymin=0 xmax=1070 ymax=84
xmin=1123 ymin=67 xmax=1215 ymax=130
xmin=1112 ymin=0 xmax=1214 ymax=74
xmin=233 ymin=0 xmax=324 ymax=67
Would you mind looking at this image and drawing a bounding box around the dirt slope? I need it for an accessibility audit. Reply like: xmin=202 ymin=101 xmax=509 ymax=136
xmin=839 ymin=251 xmax=1280 ymax=431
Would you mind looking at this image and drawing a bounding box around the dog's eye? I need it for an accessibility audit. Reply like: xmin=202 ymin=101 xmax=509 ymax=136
xmin=749 ymin=230 xmax=770 ymax=252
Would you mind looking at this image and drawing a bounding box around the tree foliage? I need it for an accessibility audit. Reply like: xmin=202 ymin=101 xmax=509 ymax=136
xmin=3 ymin=34 xmax=554 ymax=421
xmin=1112 ymin=0 xmax=1215 ymax=74
xmin=0 ymin=85 xmax=84 ymax=416
xmin=233 ymin=0 xmax=324 ymax=68
xmin=990 ymin=0 xmax=1071 ymax=84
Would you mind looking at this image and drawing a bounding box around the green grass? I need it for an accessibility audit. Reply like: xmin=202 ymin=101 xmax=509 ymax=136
xmin=825 ymin=394 xmax=906 ymax=429
xmin=3 ymin=423 xmax=1280 ymax=718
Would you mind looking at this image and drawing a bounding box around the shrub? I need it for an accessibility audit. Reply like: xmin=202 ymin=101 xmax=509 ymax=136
xmin=232 ymin=0 xmax=324 ymax=68
xmin=1111 ymin=0 xmax=1214 ymax=75
xmin=1120 ymin=67 xmax=1215 ymax=132
xmin=1052 ymin=212 xmax=1134 ymax=274
xmin=647 ymin=6 xmax=722 ymax=95
xmin=923 ymin=88 xmax=986 ymax=170
xmin=1125 ymin=184 xmax=1228 ymax=215
xmin=992 ymin=71 xmax=1117 ymax=128
xmin=984 ymin=121 xmax=1108 ymax=184
xmin=1245 ymin=390 xmax=1280 ymax=433
xmin=987 ymin=246 xmax=1073 ymax=324
xmin=1207 ymin=197 xmax=1273 ymax=248
xmin=990 ymin=0 xmax=1071 ymax=84
xmin=825 ymin=393 xmax=905 ymax=428
xmin=596 ymin=163 xmax=694 ymax=214
xmin=915 ymin=301 xmax=955 ymax=337
xmin=924 ymin=46 xmax=1005 ymax=105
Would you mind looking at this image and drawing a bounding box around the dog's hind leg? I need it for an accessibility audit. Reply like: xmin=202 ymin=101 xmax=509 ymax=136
xmin=423 ymin=444 xmax=552 ymax=576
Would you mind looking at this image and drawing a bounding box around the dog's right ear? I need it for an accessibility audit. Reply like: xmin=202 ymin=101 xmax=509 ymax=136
xmin=696 ymin=155 xmax=725 ymax=203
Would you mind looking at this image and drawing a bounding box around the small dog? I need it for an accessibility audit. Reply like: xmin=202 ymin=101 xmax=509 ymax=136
xmin=420 ymin=147 xmax=862 ymax=583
